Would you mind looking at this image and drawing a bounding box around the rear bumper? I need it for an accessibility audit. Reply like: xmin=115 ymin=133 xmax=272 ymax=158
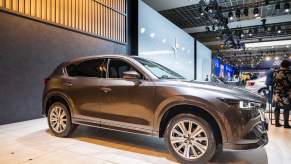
xmin=224 ymin=112 xmax=269 ymax=150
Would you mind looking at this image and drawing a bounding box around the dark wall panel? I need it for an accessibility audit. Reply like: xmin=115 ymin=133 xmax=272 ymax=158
xmin=0 ymin=11 xmax=127 ymax=125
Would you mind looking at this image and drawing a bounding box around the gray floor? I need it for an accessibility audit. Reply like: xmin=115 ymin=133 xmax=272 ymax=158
xmin=0 ymin=118 xmax=289 ymax=164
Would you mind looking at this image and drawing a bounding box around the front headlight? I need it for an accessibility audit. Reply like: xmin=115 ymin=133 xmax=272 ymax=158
xmin=219 ymin=98 xmax=261 ymax=110
xmin=239 ymin=101 xmax=252 ymax=109
xmin=239 ymin=101 xmax=261 ymax=110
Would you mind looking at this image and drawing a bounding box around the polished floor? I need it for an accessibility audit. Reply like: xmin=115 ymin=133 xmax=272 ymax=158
xmin=0 ymin=118 xmax=290 ymax=164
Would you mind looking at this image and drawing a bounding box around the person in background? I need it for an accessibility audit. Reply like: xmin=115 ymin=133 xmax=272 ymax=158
xmin=273 ymin=60 xmax=291 ymax=128
xmin=265 ymin=68 xmax=274 ymax=104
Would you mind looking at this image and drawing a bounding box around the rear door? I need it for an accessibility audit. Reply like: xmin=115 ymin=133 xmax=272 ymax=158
xmin=65 ymin=58 xmax=107 ymax=124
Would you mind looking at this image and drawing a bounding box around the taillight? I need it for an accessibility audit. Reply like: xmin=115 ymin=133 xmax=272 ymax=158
xmin=44 ymin=78 xmax=50 ymax=85
xmin=248 ymin=81 xmax=255 ymax=86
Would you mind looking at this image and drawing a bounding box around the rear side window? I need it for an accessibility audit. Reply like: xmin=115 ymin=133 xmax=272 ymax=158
xmin=51 ymin=63 xmax=64 ymax=76
xmin=66 ymin=59 xmax=107 ymax=78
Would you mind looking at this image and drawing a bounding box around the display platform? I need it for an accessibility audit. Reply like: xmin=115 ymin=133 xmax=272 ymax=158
xmin=2 ymin=118 xmax=288 ymax=164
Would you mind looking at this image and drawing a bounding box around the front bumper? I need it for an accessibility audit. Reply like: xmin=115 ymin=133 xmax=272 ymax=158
xmin=224 ymin=110 xmax=269 ymax=150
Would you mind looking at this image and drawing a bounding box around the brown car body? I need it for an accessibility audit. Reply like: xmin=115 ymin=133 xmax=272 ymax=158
xmin=42 ymin=54 xmax=268 ymax=150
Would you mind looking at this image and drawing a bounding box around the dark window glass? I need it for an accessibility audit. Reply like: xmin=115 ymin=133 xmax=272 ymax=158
xmin=67 ymin=59 xmax=107 ymax=78
xmin=108 ymin=59 xmax=138 ymax=79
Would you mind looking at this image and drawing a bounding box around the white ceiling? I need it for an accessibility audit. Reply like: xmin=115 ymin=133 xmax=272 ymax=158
xmin=143 ymin=0 xmax=200 ymax=11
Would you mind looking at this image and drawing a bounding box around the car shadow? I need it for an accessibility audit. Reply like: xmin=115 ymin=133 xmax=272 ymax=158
xmin=68 ymin=125 xmax=268 ymax=164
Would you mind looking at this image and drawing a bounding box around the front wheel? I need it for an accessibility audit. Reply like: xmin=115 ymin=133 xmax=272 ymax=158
xmin=47 ymin=102 xmax=77 ymax=137
xmin=164 ymin=114 xmax=216 ymax=164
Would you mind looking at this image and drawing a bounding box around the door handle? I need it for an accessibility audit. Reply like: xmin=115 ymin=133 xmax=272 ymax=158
xmin=63 ymin=82 xmax=72 ymax=87
xmin=101 ymin=87 xmax=112 ymax=93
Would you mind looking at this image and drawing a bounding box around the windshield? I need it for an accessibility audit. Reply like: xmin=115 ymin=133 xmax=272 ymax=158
xmin=133 ymin=57 xmax=185 ymax=80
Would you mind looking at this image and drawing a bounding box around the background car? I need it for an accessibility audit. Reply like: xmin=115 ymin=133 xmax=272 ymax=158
xmin=245 ymin=76 xmax=268 ymax=95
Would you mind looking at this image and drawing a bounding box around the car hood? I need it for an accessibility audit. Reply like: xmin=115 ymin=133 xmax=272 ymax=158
xmin=157 ymin=80 xmax=265 ymax=103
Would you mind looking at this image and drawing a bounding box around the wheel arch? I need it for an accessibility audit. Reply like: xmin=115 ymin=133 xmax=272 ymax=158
xmin=257 ymin=87 xmax=268 ymax=93
xmin=43 ymin=91 xmax=74 ymax=117
xmin=157 ymin=103 xmax=227 ymax=145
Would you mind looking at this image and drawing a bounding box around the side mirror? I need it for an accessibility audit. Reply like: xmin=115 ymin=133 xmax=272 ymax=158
xmin=123 ymin=71 xmax=141 ymax=82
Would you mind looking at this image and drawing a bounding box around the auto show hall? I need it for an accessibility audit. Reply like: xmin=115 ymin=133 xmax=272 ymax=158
xmin=1 ymin=0 xmax=291 ymax=164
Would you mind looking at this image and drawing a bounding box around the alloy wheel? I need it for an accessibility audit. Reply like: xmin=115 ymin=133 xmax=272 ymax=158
xmin=49 ymin=105 xmax=67 ymax=133
xmin=170 ymin=120 xmax=209 ymax=160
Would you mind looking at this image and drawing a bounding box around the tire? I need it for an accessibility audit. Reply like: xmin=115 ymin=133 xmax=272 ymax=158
xmin=164 ymin=114 xmax=216 ymax=164
xmin=47 ymin=102 xmax=77 ymax=137
xmin=258 ymin=87 xmax=268 ymax=97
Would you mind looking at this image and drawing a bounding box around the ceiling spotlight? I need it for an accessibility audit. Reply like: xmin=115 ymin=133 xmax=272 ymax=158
xmin=241 ymin=33 xmax=245 ymax=38
xmin=277 ymin=26 xmax=282 ymax=34
xmin=253 ymin=7 xmax=260 ymax=17
xmin=284 ymin=2 xmax=290 ymax=13
xmin=205 ymin=6 xmax=210 ymax=12
xmin=248 ymin=30 xmax=253 ymax=37
xmin=199 ymin=7 xmax=204 ymax=16
xmin=275 ymin=2 xmax=281 ymax=10
xmin=206 ymin=26 xmax=211 ymax=32
xmin=265 ymin=56 xmax=272 ymax=61
xmin=228 ymin=11 xmax=234 ymax=20
xmin=212 ymin=25 xmax=216 ymax=31
xmin=275 ymin=56 xmax=280 ymax=60
xmin=244 ymin=8 xmax=249 ymax=16
xmin=235 ymin=8 xmax=241 ymax=18
xmin=261 ymin=19 xmax=267 ymax=30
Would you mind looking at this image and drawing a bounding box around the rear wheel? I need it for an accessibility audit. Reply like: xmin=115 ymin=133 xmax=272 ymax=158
xmin=164 ymin=114 xmax=216 ymax=164
xmin=48 ymin=102 xmax=77 ymax=137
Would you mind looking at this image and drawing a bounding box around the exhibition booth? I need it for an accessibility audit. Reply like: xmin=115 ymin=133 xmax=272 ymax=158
xmin=0 ymin=0 xmax=291 ymax=163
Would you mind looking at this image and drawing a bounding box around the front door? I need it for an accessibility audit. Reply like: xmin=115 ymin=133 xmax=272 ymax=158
xmin=99 ymin=58 xmax=155 ymax=134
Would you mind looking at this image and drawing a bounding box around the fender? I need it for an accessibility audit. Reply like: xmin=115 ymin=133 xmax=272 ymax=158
xmin=153 ymin=96 xmax=228 ymax=142
xmin=43 ymin=90 xmax=76 ymax=116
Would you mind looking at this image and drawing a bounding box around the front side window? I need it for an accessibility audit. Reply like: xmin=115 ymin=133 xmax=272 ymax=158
xmin=108 ymin=59 xmax=139 ymax=79
xmin=67 ymin=59 xmax=107 ymax=78
xmin=134 ymin=57 xmax=185 ymax=80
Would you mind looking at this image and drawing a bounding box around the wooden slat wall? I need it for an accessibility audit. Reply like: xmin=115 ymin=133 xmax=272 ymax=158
xmin=0 ymin=0 xmax=127 ymax=43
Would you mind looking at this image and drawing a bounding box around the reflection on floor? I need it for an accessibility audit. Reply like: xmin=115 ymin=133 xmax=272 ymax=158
xmin=0 ymin=118 xmax=289 ymax=164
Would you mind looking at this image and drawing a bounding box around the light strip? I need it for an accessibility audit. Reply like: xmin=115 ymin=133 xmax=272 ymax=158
xmin=245 ymin=40 xmax=291 ymax=48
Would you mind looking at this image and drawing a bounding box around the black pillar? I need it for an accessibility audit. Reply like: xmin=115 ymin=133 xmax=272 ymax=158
xmin=126 ymin=0 xmax=139 ymax=56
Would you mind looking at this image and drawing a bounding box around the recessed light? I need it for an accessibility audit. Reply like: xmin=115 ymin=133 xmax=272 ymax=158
xmin=140 ymin=27 xmax=146 ymax=34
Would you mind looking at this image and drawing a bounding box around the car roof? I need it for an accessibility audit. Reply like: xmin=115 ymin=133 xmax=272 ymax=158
xmin=62 ymin=54 xmax=160 ymax=81
xmin=66 ymin=54 xmax=133 ymax=64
